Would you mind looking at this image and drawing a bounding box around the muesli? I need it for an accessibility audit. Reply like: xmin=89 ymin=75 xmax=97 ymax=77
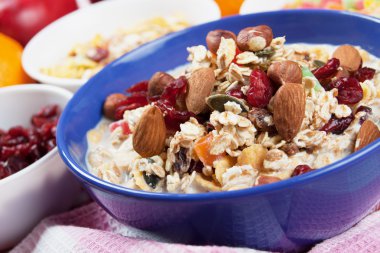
xmin=41 ymin=16 xmax=189 ymax=80
xmin=86 ymin=25 xmax=380 ymax=193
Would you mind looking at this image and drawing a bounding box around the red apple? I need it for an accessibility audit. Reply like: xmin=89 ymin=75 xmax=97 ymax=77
xmin=0 ymin=0 xmax=78 ymax=45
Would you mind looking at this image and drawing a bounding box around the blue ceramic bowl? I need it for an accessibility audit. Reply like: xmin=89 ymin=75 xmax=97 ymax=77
xmin=57 ymin=10 xmax=380 ymax=252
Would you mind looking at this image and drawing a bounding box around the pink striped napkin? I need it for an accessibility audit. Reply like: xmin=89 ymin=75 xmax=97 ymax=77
xmin=11 ymin=203 xmax=380 ymax=253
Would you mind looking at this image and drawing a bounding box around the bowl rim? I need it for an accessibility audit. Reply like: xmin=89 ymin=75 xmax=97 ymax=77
xmin=57 ymin=9 xmax=380 ymax=201
xmin=22 ymin=0 xmax=221 ymax=88
xmin=0 ymin=84 xmax=73 ymax=187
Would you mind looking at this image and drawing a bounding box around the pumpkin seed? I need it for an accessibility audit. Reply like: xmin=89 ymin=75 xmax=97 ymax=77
xmin=206 ymin=94 xmax=249 ymax=112
xmin=313 ymin=60 xmax=326 ymax=68
xmin=255 ymin=48 xmax=275 ymax=58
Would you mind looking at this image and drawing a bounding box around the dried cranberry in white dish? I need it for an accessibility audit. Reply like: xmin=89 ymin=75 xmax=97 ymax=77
xmin=86 ymin=25 xmax=380 ymax=193
xmin=0 ymin=105 xmax=60 ymax=179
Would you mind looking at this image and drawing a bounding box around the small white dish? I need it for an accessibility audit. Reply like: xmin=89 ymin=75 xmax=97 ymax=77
xmin=0 ymin=85 xmax=81 ymax=250
xmin=240 ymin=0 xmax=291 ymax=14
xmin=22 ymin=0 xmax=221 ymax=92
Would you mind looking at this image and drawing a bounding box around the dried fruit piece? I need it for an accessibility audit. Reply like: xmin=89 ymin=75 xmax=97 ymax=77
xmin=248 ymin=107 xmax=274 ymax=132
xmin=256 ymin=175 xmax=281 ymax=185
xmin=226 ymin=88 xmax=246 ymax=99
xmin=273 ymin=83 xmax=306 ymax=141
xmin=103 ymin=93 xmax=127 ymax=120
xmin=206 ymin=29 xmax=237 ymax=54
xmin=237 ymin=25 xmax=273 ymax=52
xmin=237 ymin=144 xmax=268 ymax=171
xmin=195 ymin=174 xmax=221 ymax=192
xmin=320 ymin=114 xmax=354 ymax=134
xmin=206 ymin=94 xmax=249 ymax=112
xmin=126 ymin=80 xmax=149 ymax=93
xmin=354 ymin=67 xmax=376 ymax=82
xmin=312 ymin=58 xmax=340 ymax=80
xmin=292 ymin=165 xmax=314 ymax=177
xmin=356 ymin=106 xmax=372 ymax=124
xmin=185 ymin=68 xmax=215 ymax=114
xmin=133 ymin=106 xmax=166 ymax=158
xmin=332 ymin=45 xmax=362 ymax=72
xmin=148 ymin=72 xmax=175 ymax=97
xmin=281 ymin=143 xmax=299 ymax=156
xmin=330 ymin=77 xmax=363 ymax=105
xmin=355 ymin=120 xmax=380 ymax=151
xmin=267 ymin=60 xmax=302 ymax=86
xmin=194 ymin=133 xmax=224 ymax=166
xmin=247 ymin=69 xmax=274 ymax=108
xmin=86 ymin=47 xmax=109 ymax=62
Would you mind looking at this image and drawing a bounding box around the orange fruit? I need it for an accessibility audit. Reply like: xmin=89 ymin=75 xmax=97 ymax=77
xmin=0 ymin=33 xmax=34 ymax=87
xmin=214 ymin=0 xmax=244 ymax=16
xmin=194 ymin=133 xmax=225 ymax=166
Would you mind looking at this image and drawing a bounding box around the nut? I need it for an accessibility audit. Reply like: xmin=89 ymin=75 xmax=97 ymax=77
xmin=355 ymin=120 xmax=380 ymax=151
xmin=133 ymin=106 xmax=167 ymax=158
xmin=103 ymin=93 xmax=127 ymax=120
xmin=237 ymin=144 xmax=268 ymax=171
xmin=237 ymin=25 xmax=273 ymax=52
xmin=186 ymin=67 xmax=216 ymax=114
xmin=148 ymin=72 xmax=175 ymax=97
xmin=206 ymin=29 xmax=237 ymax=54
xmin=273 ymin=83 xmax=306 ymax=141
xmin=255 ymin=175 xmax=281 ymax=186
xmin=267 ymin=61 xmax=302 ymax=86
xmin=332 ymin=45 xmax=362 ymax=72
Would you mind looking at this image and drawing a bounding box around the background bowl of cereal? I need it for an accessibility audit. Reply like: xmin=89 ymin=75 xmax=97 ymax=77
xmin=57 ymin=10 xmax=380 ymax=252
xmin=22 ymin=0 xmax=220 ymax=92
xmin=0 ymin=85 xmax=82 ymax=250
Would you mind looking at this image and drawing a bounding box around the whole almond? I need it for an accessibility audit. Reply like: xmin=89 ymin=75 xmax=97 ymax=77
xmin=332 ymin=45 xmax=362 ymax=72
xmin=273 ymin=83 xmax=306 ymax=141
xmin=133 ymin=106 xmax=166 ymax=158
xmin=186 ymin=67 xmax=216 ymax=114
xmin=267 ymin=61 xmax=302 ymax=86
xmin=148 ymin=72 xmax=175 ymax=97
xmin=355 ymin=120 xmax=380 ymax=151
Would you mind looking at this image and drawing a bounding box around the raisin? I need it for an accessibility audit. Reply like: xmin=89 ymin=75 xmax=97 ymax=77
xmin=320 ymin=114 xmax=354 ymax=134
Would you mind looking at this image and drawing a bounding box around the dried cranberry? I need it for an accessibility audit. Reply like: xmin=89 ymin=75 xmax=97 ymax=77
xmin=126 ymin=81 xmax=149 ymax=93
xmin=86 ymin=47 xmax=109 ymax=62
xmin=332 ymin=77 xmax=363 ymax=105
xmin=113 ymin=92 xmax=149 ymax=120
xmin=354 ymin=67 xmax=376 ymax=82
xmin=0 ymin=163 xmax=12 ymax=179
xmin=226 ymin=88 xmax=246 ymax=99
xmin=247 ymin=69 xmax=274 ymax=108
xmin=356 ymin=106 xmax=372 ymax=124
xmin=160 ymin=76 xmax=188 ymax=106
xmin=36 ymin=104 xmax=59 ymax=118
xmin=320 ymin=114 xmax=354 ymax=134
xmin=292 ymin=165 xmax=314 ymax=177
xmin=312 ymin=58 xmax=340 ymax=80
xmin=0 ymin=104 xmax=59 ymax=180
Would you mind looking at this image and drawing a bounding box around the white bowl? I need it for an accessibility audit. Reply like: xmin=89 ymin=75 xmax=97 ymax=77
xmin=0 ymin=85 xmax=82 ymax=250
xmin=22 ymin=0 xmax=221 ymax=92
xmin=240 ymin=0 xmax=291 ymax=14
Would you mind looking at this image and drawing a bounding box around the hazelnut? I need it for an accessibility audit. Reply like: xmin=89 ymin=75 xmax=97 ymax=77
xmin=103 ymin=93 xmax=127 ymax=120
xmin=206 ymin=29 xmax=237 ymax=54
xmin=148 ymin=72 xmax=175 ymax=97
xmin=267 ymin=61 xmax=302 ymax=86
xmin=237 ymin=25 xmax=273 ymax=52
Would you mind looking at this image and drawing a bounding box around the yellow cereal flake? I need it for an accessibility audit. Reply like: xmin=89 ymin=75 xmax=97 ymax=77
xmin=237 ymin=144 xmax=268 ymax=171
xmin=195 ymin=174 xmax=221 ymax=192
xmin=213 ymin=156 xmax=237 ymax=184
xmin=87 ymin=129 xmax=103 ymax=144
